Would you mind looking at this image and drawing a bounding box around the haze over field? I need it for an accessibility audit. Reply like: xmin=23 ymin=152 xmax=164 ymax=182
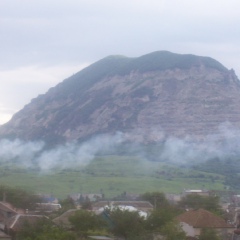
xmin=1 ymin=0 xmax=240 ymax=124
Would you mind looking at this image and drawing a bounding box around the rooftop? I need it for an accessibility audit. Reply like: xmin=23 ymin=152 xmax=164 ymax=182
xmin=176 ymin=209 xmax=234 ymax=229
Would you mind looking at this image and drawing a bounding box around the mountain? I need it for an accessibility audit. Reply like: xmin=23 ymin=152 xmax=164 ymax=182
xmin=0 ymin=51 xmax=240 ymax=144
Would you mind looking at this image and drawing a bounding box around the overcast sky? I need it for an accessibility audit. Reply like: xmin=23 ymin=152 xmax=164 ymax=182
xmin=0 ymin=0 xmax=240 ymax=124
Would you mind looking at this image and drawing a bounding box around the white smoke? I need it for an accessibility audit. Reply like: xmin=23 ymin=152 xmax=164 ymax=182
xmin=0 ymin=138 xmax=45 ymax=167
xmin=160 ymin=122 xmax=240 ymax=165
xmin=0 ymin=123 xmax=240 ymax=173
xmin=0 ymin=132 xmax=124 ymax=172
xmin=36 ymin=132 xmax=124 ymax=171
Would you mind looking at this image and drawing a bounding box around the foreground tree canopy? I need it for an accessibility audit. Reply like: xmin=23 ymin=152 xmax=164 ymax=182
xmin=105 ymin=197 xmax=186 ymax=240
xmin=108 ymin=207 xmax=146 ymax=239
xmin=17 ymin=218 xmax=76 ymax=240
xmin=69 ymin=209 xmax=107 ymax=237
xmin=198 ymin=228 xmax=220 ymax=240
xmin=0 ymin=185 xmax=40 ymax=209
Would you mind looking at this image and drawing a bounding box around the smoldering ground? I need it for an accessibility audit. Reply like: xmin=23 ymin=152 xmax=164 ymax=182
xmin=0 ymin=123 xmax=240 ymax=173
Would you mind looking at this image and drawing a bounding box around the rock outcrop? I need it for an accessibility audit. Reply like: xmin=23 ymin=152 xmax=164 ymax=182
xmin=0 ymin=51 xmax=240 ymax=143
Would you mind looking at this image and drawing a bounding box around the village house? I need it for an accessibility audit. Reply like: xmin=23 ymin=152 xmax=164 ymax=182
xmin=0 ymin=202 xmax=18 ymax=231
xmin=5 ymin=214 xmax=48 ymax=239
xmin=53 ymin=209 xmax=79 ymax=229
xmin=0 ymin=230 xmax=10 ymax=240
xmin=176 ymin=208 xmax=235 ymax=239
xmin=0 ymin=201 xmax=24 ymax=232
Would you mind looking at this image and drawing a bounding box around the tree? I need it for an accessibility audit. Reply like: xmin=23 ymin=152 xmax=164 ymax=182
xmin=144 ymin=207 xmax=186 ymax=240
xmin=140 ymin=192 xmax=169 ymax=209
xmin=69 ymin=209 xmax=106 ymax=237
xmin=145 ymin=208 xmax=176 ymax=232
xmin=17 ymin=218 xmax=76 ymax=240
xmin=59 ymin=197 xmax=75 ymax=213
xmin=160 ymin=221 xmax=186 ymax=240
xmin=198 ymin=228 xmax=220 ymax=240
xmin=80 ymin=196 xmax=92 ymax=210
xmin=178 ymin=194 xmax=222 ymax=215
xmin=108 ymin=207 xmax=147 ymax=240
xmin=0 ymin=185 xmax=40 ymax=209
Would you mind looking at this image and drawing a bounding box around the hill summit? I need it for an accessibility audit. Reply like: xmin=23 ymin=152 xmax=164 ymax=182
xmin=0 ymin=51 xmax=240 ymax=143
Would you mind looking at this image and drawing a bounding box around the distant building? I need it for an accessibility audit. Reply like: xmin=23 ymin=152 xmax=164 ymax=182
xmin=35 ymin=203 xmax=61 ymax=212
xmin=176 ymin=208 xmax=235 ymax=239
xmin=88 ymin=236 xmax=115 ymax=240
xmin=36 ymin=194 xmax=59 ymax=204
xmin=92 ymin=201 xmax=153 ymax=215
xmin=165 ymin=193 xmax=182 ymax=203
xmin=68 ymin=193 xmax=103 ymax=204
xmin=183 ymin=189 xmax=210 ymax=197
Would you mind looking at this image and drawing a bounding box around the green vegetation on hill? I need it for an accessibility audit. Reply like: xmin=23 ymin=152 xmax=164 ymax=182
xmin=55 ymin=51 xmax=228 ymax=97
xmin=193 ymin=158 xmax=240 ymax=190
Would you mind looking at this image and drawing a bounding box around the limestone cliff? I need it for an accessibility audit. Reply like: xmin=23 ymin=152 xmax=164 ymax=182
xmin=0 ymin=51 xmax=239 ymax=143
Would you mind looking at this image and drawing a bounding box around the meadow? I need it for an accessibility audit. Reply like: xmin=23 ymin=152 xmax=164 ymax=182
xmin=0 ymin=155 xmax=226 ymax=199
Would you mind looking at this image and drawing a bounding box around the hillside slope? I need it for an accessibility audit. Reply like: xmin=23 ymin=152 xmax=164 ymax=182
xmin=0 ymin=51 xmax=239 ymax=143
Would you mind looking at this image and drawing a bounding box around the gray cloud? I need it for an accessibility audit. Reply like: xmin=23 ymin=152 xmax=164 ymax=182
xmin=1 ymin=0 xmax=239 ymax=69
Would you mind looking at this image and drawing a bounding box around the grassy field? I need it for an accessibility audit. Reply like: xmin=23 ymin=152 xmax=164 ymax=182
xmin=0 ymin=155 xmax=225 ymax=199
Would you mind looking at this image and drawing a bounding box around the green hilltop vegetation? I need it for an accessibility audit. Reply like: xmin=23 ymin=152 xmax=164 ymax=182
xmin=54 ymin=51 xmax=228 ymax=97
xmin=0 ymin=154 xmax=228 ymax=199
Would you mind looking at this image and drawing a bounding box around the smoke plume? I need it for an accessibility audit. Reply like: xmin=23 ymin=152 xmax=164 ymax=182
xmin=0 ymin=123 xmax=240 ymax=173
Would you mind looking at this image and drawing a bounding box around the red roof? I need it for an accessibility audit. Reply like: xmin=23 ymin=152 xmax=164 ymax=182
xmin=234 ymin=229 xmax=240 ymax=235
xmin=0 ymin=202 xmax=18 ymax=214
xmin=6 ymin=214 xmax=47 ymax=232
xmin=0 ymin=201 xmax=24 ymax=215
xmin=176 ymin=209 xmax=234 ymax=229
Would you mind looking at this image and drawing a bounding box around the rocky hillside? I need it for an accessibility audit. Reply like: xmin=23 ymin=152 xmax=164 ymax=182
xmin=0 ymin=51 xmax=240 ymax=143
